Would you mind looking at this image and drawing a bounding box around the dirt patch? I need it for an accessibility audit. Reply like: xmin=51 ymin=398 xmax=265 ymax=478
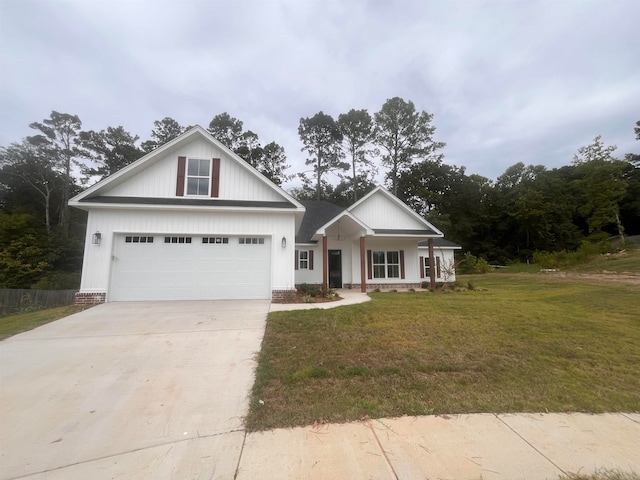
xmin=544 ymin=271 xmax=640 ymax=286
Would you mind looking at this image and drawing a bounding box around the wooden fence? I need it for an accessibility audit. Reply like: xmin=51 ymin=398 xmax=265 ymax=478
xmin=0 ymin=289 xmax=77 ymax=316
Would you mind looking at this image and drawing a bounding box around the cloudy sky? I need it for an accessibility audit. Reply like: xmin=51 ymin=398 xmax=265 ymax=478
xmin=1 ymin=0 xmax=638 ymax=189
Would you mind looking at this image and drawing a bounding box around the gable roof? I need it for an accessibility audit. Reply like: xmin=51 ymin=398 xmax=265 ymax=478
xmin=347 ymin=186 xmax=443 ymax=237
xmin=69 ymin=125 xmax=304 ymax=212
xmin=295 ymin=186 xmax=445 ymax=243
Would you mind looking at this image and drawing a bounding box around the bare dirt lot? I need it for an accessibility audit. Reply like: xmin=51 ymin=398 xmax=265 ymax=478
xmin=546 ymin=271 xmax=640 ymax=285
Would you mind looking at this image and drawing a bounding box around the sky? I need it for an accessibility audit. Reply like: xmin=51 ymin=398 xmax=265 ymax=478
xmin=1 ymin=0 xmax=639 ymax=190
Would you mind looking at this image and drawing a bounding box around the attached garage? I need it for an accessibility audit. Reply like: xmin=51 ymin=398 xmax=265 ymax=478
xmin=109 ymin=233 xmax=272 ymax=301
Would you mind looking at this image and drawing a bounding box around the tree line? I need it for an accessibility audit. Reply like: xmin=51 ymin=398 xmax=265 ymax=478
xmin=1 ymin=100 xmax=639 ymax=288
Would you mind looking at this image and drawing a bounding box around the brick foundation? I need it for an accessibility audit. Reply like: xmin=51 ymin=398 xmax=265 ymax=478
xmin=350 ymin=283 xmax=421 ymax=291
xmin=271 ymin=289 xmax=297 ymax=302
xmin=75 ymin=292 xmax=106 ymax=305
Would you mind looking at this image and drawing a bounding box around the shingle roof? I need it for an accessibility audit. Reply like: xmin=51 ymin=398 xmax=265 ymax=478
xmin=295 ymin=200 xmax=345 ymax=243
xmin=418 ymin=238 xmax=462 ymax=249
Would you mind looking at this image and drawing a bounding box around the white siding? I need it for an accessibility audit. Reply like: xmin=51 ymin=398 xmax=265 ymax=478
xmin=79 ymin=208 xmax=296 ymax=297
xmin=350 ymin=191 xmax=426 ymax=230
xmin=105 ymin=138 xmax=284 ymax=202
xmin=294 ymin=246 xmax=322 ymax=285
xmin=418 ymin=247 xmax=458 ymax=282
xmin=362 ymin=238 xmax=421 ymax=284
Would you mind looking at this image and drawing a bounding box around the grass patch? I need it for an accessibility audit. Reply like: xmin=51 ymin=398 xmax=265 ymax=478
xmin=557 ymin=469 xmax=640 ymax=480
xmin=246 ymin=273 xmax=640 ymax=431
xmin=0 ymin=305 xmax=89 ymax=341
xmin=568 ymin=249 xmax=640 ymax=275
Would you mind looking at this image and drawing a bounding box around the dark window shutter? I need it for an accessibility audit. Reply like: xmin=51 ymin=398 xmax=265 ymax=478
xmin=295 ymin=250 xmax=299 ymax=270
xmin=419 ymin=256 xmax=424 ymax=279
xmin=436 ymin=257 xmax=441 ymax=278
xmin=309 ymin=250 xmax=314 ymax=270
xmin=211 ymin=158 xmax=220 ymax=198
xmin=400 ymin=250 xmax=405 ymax=279
xmin=176 ymin=156 xmax=186 ymax=196
xmin=367 ymin=250 xmax=372 ymax=280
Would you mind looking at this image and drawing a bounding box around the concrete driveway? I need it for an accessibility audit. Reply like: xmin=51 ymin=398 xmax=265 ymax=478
xmin=0 ymin=300 xmax=269 ymax=480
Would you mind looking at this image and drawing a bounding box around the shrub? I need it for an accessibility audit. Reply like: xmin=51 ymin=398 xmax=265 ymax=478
xmin=31 ymin=272 xmax=80 ymax=290
xmin=299 ymin=283 xmax=321 ymax=297
xmin=459 ymin=252 xmax=493 ymax=274
xmin=533 ymin=240 xmax=618 ymax=269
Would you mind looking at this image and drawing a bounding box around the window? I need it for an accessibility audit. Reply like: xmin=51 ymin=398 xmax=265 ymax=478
xmin=164 ymin=236 xmax=192 ymax=244
xmin=125 ymin=236 xmax=154 ymax=243
xmin=373 ymin=251 xmax=400 ymax=279
xmin=202 ymin=237 xmax=229 ymax=244
xmin=424 ymin=257 xmax=441 ymax=278
xmin=239 ymin=237 xmax=265 ymax=245
xmin=186 ymin=158 xmax=210 ymax=196
xmin=299 ymin=250 xmax=309 ymax=269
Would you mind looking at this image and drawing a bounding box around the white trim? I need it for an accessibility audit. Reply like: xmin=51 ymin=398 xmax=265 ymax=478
xmin=313 ymin=211 xmax=374 ymax=238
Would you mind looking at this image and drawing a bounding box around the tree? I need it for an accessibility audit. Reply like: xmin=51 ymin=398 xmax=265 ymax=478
xmin=572 ymin=135 xmax=617 ymax=164
xmin=0 ymin=212 xmax=57 ymax=288
xmin=0 ymin=140 xmax=62 ymax=234
xmin=257 ymin=142 xmax=291 ymax=186
xmin=337 ymin=109 xmax=376 ymax=202
xmin=208 ymin=113 xmax=244 ymax=151
xmin=298 ymin=112 xmax=347 ymax=200
xmin=571 ymin=137 xmax=627 ymax=238
xmin=374 ymin=97 xmax=445 ymax=195
xmin=208 ymin=114 xmax=292 ymax=186
xmin=141 ymin=117 xmax=185 ymax=152
xmin=28 ymin=111 xmax=83 ymax=237
xmin=79 ymin=126 xmax=143 ymax=181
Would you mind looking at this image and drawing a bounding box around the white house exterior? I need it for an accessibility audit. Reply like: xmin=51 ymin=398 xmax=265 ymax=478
xmin=293 ymin=187 xmax=458 ymax=291
xmin=418 ymin=238 xmax=462 ymax=283
xmin=70 ymin=127 xmax=461 ymax=304
xmin=69 ymin=126 xmax=305 ymax=303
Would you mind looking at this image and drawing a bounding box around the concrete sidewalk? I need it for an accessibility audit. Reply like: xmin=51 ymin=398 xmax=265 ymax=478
xmin=236 ymin=412 xmax=640 ymax=479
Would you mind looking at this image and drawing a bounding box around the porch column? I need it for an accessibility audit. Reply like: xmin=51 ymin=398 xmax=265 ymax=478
xmin=359 ymin=236 xmax=366 ymax=292
xmin=428 ymin=238 xmax=436 ymax=289
xmin=322 ymin=235 xmax=328 ymax=292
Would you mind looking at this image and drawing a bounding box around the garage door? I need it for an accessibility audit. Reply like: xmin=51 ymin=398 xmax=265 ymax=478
xmin=109 ymin=234 xmax=271 ymax=301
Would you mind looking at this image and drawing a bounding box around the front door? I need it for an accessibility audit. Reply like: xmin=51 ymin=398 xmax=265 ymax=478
xmin=328 ymin=250 xmax=342 ymax=288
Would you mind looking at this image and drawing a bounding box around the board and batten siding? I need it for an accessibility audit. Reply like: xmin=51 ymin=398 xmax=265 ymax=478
xmin=350 ymin=191 xmax=427 ymax=230
xmin=106 ymin=138 xmax=283 ymax=202
xmin=359 ymin=238 xmax=421 ymax=284
xmin=80 ymin=209 xmax=296 ymax=295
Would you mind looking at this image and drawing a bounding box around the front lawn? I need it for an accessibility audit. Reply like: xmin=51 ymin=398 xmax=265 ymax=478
xmin=0 ymin=305 xmax=89 ymax=341
xmin=246 ymin=274 xmax=640 ymax=431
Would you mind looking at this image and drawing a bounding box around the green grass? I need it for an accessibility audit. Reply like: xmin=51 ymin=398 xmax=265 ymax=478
xmin=0 ymin=305 xmax=89 ymax=341
xmin=501 ymin=248 xmax=640 ymax=275
xmin=246 ymin=273 xmax=640 ymax=431
xmin=557 ymin=469 xmax=640 ymax=480
xmin=568 ymin=249 xmax=640 ymax=274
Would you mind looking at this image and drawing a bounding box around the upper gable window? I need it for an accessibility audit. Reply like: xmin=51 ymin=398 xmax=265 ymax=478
xmin=186 ymin=159 xmax=210 ymax=196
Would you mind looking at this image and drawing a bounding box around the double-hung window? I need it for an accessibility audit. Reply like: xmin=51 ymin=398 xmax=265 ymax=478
xmin=299 ymin=251 xmax=309 ymax=269
xmin=372 ymin=251 xmax=400 ymax=279
xmin=187 ymin=159 xmax=210 ymax=196
xmin=423 ymin=256 xmax=441 ymax=279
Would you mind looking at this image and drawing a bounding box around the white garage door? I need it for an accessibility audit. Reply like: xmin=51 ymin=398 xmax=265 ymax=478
xmin=109 ymin=234 xmax=271 ymax=301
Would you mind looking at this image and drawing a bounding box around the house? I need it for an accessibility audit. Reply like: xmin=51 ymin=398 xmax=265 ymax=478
xmin=70 ymin=126 xmax=460 ymax=304
xmin=292 ymin=190 xmax=460 ymax=290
